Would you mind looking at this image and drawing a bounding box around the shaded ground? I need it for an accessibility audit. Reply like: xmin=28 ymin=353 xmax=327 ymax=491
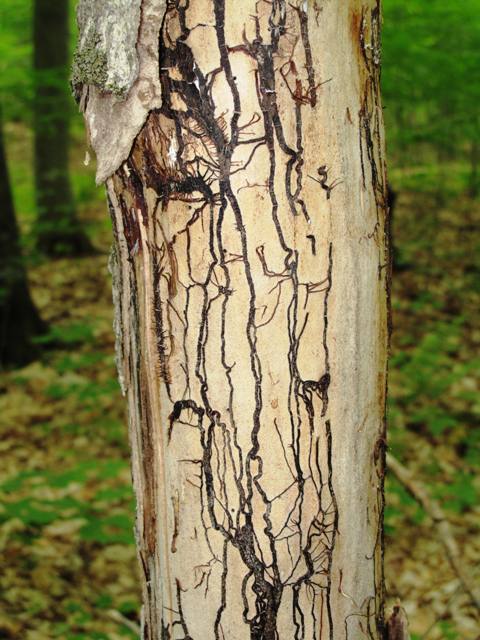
xmin=385 ymin=187 xmax=480 ymax=639
xmin=0 ymin=239 xmax=139 ymax=639
xmin=0 ymin=155 xmax=479 ymax=638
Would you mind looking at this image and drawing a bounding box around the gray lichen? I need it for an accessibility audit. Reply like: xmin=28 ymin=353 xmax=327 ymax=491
xmin=72 ymin=30 xmax=109 ymax=94
xmin=72 ymin=0 xmax=142 ymax=99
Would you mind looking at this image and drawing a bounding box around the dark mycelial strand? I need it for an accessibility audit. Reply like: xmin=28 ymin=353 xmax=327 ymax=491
xmin=172 ymin=1 xmax=332 ymax=636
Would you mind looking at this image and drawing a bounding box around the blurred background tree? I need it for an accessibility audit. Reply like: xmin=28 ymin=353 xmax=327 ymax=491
xmin=33 ymin=0 xmax=92 ymax=256
xmin=0 ymin=104 xmax=47 ymax=368
xmin=383 ymin=0 xmax=480 ymax=199
xmin=0 ymin=0 xmax=478 ymax=638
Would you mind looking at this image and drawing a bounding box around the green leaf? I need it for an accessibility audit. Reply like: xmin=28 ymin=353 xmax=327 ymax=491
xmin=33 ymin=322 xmax=95 ymax=346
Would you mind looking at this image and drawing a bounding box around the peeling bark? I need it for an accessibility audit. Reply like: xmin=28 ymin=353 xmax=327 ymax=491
xmin=73 ymin=0 xmax=166 ymax=183
xmin=78 ymin=1 xmax=389 ymax=637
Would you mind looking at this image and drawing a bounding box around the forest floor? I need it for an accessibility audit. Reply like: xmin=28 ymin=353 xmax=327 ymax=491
xmin=0 ymin=169 xmax=479 ymax=638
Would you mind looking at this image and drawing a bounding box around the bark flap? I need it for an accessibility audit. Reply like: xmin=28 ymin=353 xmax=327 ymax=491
xmin=73 ymin=0 xmax=166 ymax=184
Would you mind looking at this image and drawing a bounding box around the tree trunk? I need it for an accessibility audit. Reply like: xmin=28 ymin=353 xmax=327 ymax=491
xmin=468 ymin=138 xmax=479 ymax=198
xmin=33 ymin=0 xmax=92 ymax=257
xmin=75 ymin=1 xmax=389 ymax=637
xmin=0 ymin=106 xmax=47 ymax=368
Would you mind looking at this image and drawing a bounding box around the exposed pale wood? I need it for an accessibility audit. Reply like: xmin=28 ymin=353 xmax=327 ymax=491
xmin=79 ymin=0 xmax=389 ymax=637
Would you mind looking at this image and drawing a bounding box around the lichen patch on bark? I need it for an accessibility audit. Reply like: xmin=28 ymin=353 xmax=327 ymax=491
xmin=73 ymin=0 xmax=142 ymax=97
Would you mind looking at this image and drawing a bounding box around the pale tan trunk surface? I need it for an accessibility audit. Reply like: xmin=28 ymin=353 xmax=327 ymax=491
xmin=99 ymin=1 xmax=388 ymax=637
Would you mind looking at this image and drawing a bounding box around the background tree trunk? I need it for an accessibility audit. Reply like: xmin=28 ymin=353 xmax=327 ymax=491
xmin=76 ymin=1 xmax=389 ymax=637
xmin=0 ymin=106 xmax=47 ymax=368
xmin=468 ymin=138 xmax=479 ymax=198
xmin=33 ymin=0 xmax=92 ymax=257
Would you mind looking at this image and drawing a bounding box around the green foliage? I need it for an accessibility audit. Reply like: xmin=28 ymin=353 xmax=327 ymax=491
xmin=388 ymin=318 xmax=476 ymax=443
xmin=0 ymin=0 xmax=33 ymax=121
xmin=80 ymin=513 xmax=134 ymax=545
xmin=0 ymin=459 xmax=135 ymax=565
xmin=437 ymin=620 xmax=460 ymax=640
xmin=384 ymin=477 xmax=426 ymax=535
xmin=438 ymin=470 xmax=477 ymax=513
xmin=33 ymin=321 xmax=95 ymax=345
xmin=383 ymin=0 xmax=480 ymax=194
